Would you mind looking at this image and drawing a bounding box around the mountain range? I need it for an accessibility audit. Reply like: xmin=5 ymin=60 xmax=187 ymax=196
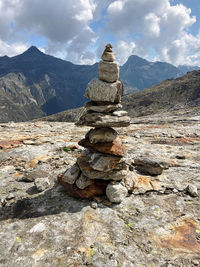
xmin=0 ymin=46 xmax=199 ymax=122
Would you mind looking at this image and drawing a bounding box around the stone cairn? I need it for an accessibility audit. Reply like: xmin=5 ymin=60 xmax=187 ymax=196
xmin=58 ymin=44 xmax=134 ymax=203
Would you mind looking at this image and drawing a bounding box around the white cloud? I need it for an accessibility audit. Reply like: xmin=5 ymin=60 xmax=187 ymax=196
xmin=0 ymin=40 xmax=28 ymax=56
xmin=106 ymin=0 xmax=198 ymax=66
xmin=115 ymin=40 xmax=136 ymax=65
xmin=0 ymin=0 xmax=199 ymax=66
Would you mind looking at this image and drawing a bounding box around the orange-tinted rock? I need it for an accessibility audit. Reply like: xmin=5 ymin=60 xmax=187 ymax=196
xmin=58 ymin=174 xmax=109 ymax=199
xmin=78 ymin=138 xmax=125 ymax=156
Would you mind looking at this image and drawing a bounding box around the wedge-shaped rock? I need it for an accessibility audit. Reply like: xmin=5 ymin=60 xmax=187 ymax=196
xmin=77 ymin=154 xmax=128 ymax=181
xmin=86 ymin=127 xmax=117 ymax=143
xmin=84 ymin=101 xmax=122 ymax=113
xmin=75 ymin=173 xmax=91 ymax=189
xmin=98 ymin=61 xmax=119 ymax=83
xmin=62 ymin=163 xmax=80 ymax=184
xmin=89 ymin=152 xmax=125 ymax=172
xmin=76 ymin=112 xmax=130 ymax=128
xmin=78 ymin=138 xmax=125 ymax=156
xmin=85 ymin=78 xmax=122 ymax=103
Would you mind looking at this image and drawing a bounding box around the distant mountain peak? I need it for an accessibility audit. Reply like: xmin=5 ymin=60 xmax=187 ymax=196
xmin=23 ymin=46 xmax=43 ymax=56
xmin=125 ymin=55 xmax=149 ymax=66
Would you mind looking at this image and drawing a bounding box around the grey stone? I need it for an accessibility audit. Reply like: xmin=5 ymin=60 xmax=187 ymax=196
xmin=89 ymin=152 xmax=125 ymax=172
xmin=85 ymin=78 xmax=122 ymax=103
xmin=106 ymin=182 xmax=128 ymax=203
xmin=101 ymin=44 xmax=115 ymax=62
xmin=91 ymin=201 xmax=98 ymax=209
xmin=101 ymin=52 xmax=115 ymax=62
xmin=87 ymin=127 xmax=118 ymax=143
xmin=75 ymin=173 xmax=91 ymax=189
xmin=77 ymin=153 xmax=128 ymax=181
xmin=185 ymin=184 xmax=198 ymax=197
xmin=34 ymin=177 xmax=50 ymax=192
xmin=134 ymin=158 xmax=169 ymax=176
xmin=6 ymin=193 xmax=15 ymax=200
xmin=62 ymin=163 xmax=81 ymax=184
xmin=98 ymin=61 xmax=119 ymax=83
xmin=84 ymin=101 xmax=122 ymax=113
xmin=76 ymin=112 xmax=130 ymax=128
xmin=113 ymin=110 xmax=128 ymax=117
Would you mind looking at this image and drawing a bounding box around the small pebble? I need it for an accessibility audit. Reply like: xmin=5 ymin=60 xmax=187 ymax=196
xmin=91 ymin=202 xmax=98 ymax=209
xmin=186 ymin=184 xmax=198 ymax=197
xmin=6 ymin=193 xmax=15 ymax=200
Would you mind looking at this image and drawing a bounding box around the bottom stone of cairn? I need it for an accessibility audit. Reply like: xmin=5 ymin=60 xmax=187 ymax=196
xmin=58 ymin=145 xmax=136 ymax=203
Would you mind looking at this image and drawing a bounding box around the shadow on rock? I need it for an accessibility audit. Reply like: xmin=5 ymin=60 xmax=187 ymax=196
xmin=0 ymin=182 xmax=92 ymax=221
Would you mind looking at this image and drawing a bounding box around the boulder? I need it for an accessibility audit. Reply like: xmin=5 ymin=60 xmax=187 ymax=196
xmin=84 ymin=101 xmax=122 ymax=113
xmin=106 ymin=182 xmax=128 ymax=203
xmin=62 ymin=163 xmax=81 ymax=184
xmin=84 ymin=78 xmax=122 ymax=103
xmin=78 ymin=138 xmax=126 ymax=156
xmin=98 ymin=61 xmax=119 ymax=83
xmin=87 ymin=127 xmax=117 ymax=143
xmin=134 ymin=158 xmax=169 ymax=176
xmin=76 ymin=112 xmax=130 ymax=128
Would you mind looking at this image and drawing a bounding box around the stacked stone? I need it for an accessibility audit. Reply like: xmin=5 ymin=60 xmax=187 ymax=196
xmin=58 ymin=44 xmax=133 ymax=203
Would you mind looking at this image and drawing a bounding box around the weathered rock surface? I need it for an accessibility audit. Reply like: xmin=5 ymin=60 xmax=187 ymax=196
xmin=62 ymin=163 xmax=81 ymax=184
xmin=0 ymin=109 xmax=200 ymax=266
xmin=75 ymin=173 xmax=91 ymax=189
xmin=34 ymin=177 xmax=51 ymax=192
xmin=101 ymin=43 xmax=115 ymax=62
xmin=84 ymin=101 xmax=122 ymax=113
xmin=87 ymin=127 xmax=118 ymax=143
xmin=106 ymin=182 xmax=128 ymax=203
xmin=79 ymin=137 xmax=126 ymax=156
xmin=89 ymin=152 xmax=124 ymax=172
xmin=134 ymin=158 xmax=169 ymax=176
xmin=58 ymin=174 xmax=109 ymax=198
xmin=77 ymin=153 xmax=128 ymax=181
xmin=98 ymin=60 xmax=119 ymax=83
xmin=84 ymin=78 xmax=122 ymax=103
xmin=76 ymin=112 xmax=130 ymax=127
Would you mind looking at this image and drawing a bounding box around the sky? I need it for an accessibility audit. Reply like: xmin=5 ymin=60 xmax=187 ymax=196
xmin=0 ymin=0 xmax=200 ymax=66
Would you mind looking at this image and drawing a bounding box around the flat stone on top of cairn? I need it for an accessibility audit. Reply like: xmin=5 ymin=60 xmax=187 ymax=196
xmin=58 ymin=44 xmax=132 ymax=203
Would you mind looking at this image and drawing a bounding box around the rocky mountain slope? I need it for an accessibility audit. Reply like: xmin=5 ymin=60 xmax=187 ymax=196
xmin=123 ymin=69 xmax=200 ymax=117
xmin=0 ymin=108 xmax=199 ymax=266
xmin=0 ymin=46 xmax=98 ymax=122
xmin=40 ymin=69 xmax=200 ymax=122
xmin=0 ymin=46 xmax=199 ymax=123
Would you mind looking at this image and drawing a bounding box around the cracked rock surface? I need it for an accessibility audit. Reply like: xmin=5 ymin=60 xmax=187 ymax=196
xmin=0 ymin=108 xmax=200 ymax=266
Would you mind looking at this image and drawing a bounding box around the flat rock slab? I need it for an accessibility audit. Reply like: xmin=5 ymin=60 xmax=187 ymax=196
xmin=58 ymin=174 xmax=109 ymax=198
xmin=84 ymin=101 xmax=122 ymax=113
xmin=76 ymin=112 xmax=130 ymax=128
xmin=77 ymin=154 xmax=128 ymax=181
xmin=79 ymin=137 xmax=126 ymax=156
xmin=0 ymin=108 xmax=200 ymax=266
xmin=85 ymin=78 xmax=122 ymax=103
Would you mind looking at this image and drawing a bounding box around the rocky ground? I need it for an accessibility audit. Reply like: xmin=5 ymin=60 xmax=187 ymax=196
xmin=0 ymin=108 xmax=200 ymax=267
